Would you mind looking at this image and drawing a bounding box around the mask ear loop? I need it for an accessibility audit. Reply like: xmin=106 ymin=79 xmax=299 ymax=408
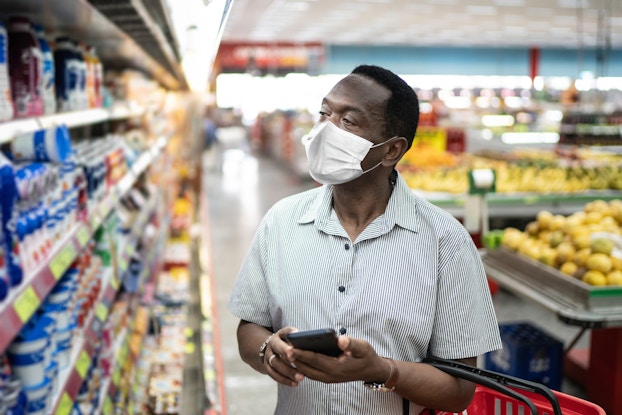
xmin=362 ymin=137 xmax=397 ymax=174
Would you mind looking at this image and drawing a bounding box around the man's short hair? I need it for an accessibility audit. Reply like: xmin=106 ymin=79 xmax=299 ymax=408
xmin=351 ymin=65 xmax=420 ymax=149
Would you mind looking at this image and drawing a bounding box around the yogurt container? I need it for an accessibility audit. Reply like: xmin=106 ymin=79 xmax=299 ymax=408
xmin=22 ymin=378 xmax=50 ymax=415
xmin=6 ymin=323 xmax=48 ymax=387
xmin=11 ymin=125 xmax=72 ymax=163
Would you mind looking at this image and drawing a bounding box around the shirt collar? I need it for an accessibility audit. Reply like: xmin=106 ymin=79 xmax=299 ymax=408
xmin=298 ymin=170 xmax=420 ymax=233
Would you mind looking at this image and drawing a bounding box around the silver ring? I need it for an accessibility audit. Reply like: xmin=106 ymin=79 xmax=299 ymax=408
xmin=269 ymin=354 xmax=277 ymax=367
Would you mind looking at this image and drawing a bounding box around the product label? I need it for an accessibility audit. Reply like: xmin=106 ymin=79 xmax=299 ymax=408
xmin=33 ymin=129 xmax=48 ymax=160
xmin=95 ymin=302 xmax=108 ymax=322
xmin=14 ymin=285 xmax=40 ymax=323
xmin=76 ymin=227 xmax=90 ymax=248
xmin=49 ymin=242 xmax=78 ymax=280
xmin=75 ymin=349 xmax=91 ymax=379
xmin=55 ymin=393 xmax=73 ymax=415
xmin=102 ymin=396 xmax=113 ymax=415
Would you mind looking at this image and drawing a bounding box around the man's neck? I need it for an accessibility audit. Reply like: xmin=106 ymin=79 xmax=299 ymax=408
xmin=332 ymin=178 xmax=393 ymax=241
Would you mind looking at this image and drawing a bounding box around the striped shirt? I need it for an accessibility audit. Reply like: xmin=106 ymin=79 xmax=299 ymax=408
xmin=228 ymin=171 xmax=502 ymax=415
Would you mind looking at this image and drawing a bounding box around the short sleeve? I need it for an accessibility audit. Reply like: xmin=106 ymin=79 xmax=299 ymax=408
xmin=429 ymin=237 xmax=502 ymax=359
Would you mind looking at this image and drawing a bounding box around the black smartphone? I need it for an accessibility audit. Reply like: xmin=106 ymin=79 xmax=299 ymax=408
xmin=285 ymin=328 xmax=342 ymax=357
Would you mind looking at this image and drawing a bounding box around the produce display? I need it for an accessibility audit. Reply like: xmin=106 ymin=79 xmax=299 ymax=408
xmin=500 ymin=199 xmax=622 ymax=286
xmin=398 ymin=147 xmax=622 ymax=194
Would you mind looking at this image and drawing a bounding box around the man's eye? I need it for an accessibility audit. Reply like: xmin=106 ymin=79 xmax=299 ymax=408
xmin=342 ymin=118 xmax=353 ymax=125
xmin=319 ymin=111 xmax=329 ymax=118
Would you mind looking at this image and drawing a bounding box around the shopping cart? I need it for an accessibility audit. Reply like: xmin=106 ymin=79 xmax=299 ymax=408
xmin=422 ymin=357 xmax=606 ymax=415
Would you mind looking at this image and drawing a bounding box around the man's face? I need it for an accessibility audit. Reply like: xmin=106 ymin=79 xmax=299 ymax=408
xmin=318 ymin=74 xmax=390 ymax=147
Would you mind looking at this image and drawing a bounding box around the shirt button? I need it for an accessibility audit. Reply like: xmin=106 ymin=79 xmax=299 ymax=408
xmin=338 ymin=285 xmax=345 ymax=292
xmin=344 ymin=243 xmax=350 ymax=250
xmin=339 ymin=327 xmax=347 ymax=335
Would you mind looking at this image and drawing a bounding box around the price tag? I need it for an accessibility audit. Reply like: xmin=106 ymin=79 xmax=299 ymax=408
xmin=118 ymin=257 xmax=128 ymax=272
xmin=110 ymin=276 xmax=119 ymax=291
xmin=185 ymin=342 xmax=195 ymax=354
xmin=118 ymin=343 xmax=128 ymax=366
xmin=49 ymin=243 xmax=78 ymax=280
xmin=125 ymin=244 xmax=135 ymax=257
xmin=14 ymin=286 xmax=41 ymax=323
xmin=96 ymin=303 xmax=109 ymax=322
xmin=523 ymin=196 xmax=539 ymax=205
xmin=75 ymin=350 xmax=91 ymax=379
xmin=103 ymin=396 xmax=113 ymax=415
xmin=55 ymin=393 xmax=73 ymax=415
xmin=112 ymin=366 xmax=121 ymax=387
xmin=76 ymin=227 xmax=90 ymax=248
xmin=89 ymin=212 xmax=100 ymax=229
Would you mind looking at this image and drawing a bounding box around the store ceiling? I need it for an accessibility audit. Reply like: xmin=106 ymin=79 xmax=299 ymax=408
xmin=221 ymin=0 xmax=621 ymax=49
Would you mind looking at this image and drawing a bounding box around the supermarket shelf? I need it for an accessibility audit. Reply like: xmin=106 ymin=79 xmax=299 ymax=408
xmin=419 ymin=190 xmax=622 ymax=218
xmin=482 ymin=248 xmax=622 ymax=328
xmin=0 ymin=143 xmax=164 ymax=354
xmin=49 ymin=267 xmax=114 ymax=415
xmin=0 ymin=0 xmax=184 ymax=90
xmin=0 ymin=103 xmax=145 ymax=145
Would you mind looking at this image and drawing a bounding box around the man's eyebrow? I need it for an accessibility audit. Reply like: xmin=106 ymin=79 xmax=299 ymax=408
xmin=321 ymin=97 xmax=365 ymax=115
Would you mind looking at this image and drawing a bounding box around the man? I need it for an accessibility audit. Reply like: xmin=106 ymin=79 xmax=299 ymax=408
xmin=228 ymin=65 xmax=501 ymax=414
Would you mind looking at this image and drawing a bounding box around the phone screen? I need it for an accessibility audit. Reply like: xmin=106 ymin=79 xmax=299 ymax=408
xmin=285 ymin=328 xmax=342 ymax=357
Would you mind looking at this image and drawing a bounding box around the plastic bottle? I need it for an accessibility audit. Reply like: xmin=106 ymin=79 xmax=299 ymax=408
xmin=89 ymin=45 xmax=103 ymax=108
xmin=53 ymin=37 xmax=79 ymax=112
xmin=83 ymin=45 xmax=96 ymax=108
xmin=32 ymin=24 xmax=55 ymax=115
xmin=0 ymin=226 xmax=10 ymax=302
xmin=0 ymin=153 xmax=23 ymax=287
xmin=0 ymin=21 xmax=14 ymax=121
xmin=7 ymin=16 xmax=43 ymax=117
xmin=74 ymin=41 xmax=88 ymax=110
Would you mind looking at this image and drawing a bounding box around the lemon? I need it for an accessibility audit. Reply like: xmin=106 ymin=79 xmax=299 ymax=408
xmin=583 ymin=270 xmax=607 ymax=286
xmin=607 ymin=270 xmax=622 ymax=286
xmin=560 ymin=262 xmax=578 ymax=277
xmin=586 ymin=253 xmax=613 ymax=273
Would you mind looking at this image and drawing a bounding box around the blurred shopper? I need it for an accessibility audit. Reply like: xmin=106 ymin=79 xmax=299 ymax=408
xmin=202 ymin=106 xmax=220 ymax=172
xmin=228 ymin=65 xmax=501 ymax=414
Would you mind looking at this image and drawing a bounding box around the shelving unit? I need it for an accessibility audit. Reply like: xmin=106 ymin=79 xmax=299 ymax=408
xmin=0 ymin=0 xmax=186 ymax=90
xmin=0 ymin=103 xmax=145 ymax=145
xmin=0 ymin=135 xmax=166 ymax=354
xmin=419 ymin=190 xmax=622 ymax=219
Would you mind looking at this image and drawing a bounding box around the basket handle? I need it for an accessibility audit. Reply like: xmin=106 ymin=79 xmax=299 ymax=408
xmin=423 ymin=356 xmax=563 ymax=415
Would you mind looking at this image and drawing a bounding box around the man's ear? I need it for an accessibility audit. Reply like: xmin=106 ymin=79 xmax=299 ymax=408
xmin=385 ymin=136 xmax=409 ymax=165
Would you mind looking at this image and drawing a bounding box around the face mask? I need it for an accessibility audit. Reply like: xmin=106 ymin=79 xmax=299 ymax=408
xmin=301 ymin=121 xmax=394 ymax=185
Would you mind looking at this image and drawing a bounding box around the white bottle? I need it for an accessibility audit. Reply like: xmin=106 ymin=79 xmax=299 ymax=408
xmin=32 ymin=24 xmax=56 ymax=115
xmin=0 ymin=21 xmax=14 ymax=121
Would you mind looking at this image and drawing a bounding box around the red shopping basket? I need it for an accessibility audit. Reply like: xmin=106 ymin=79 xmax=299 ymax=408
xmin=423 ymin=357 xmax=606 ymax=415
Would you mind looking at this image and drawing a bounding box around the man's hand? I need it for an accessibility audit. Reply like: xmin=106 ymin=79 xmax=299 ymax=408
xmin=263 ymin=327 xmax=306 ymax=387
xmin=282 ymin=335 xmax=391 ymax=385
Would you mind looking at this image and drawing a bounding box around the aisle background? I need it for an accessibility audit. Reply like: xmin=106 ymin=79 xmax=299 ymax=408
xmin=201 ymin=146 xmax=589 ymax=414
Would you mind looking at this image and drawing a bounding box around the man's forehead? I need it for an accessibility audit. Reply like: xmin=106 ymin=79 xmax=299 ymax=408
xmin=326 ymin=74 xmax=389 ymax=108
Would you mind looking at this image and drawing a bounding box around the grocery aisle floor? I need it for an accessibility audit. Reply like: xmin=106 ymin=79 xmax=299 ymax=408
xmin=201 ymin=147 xmax=588 ymax=415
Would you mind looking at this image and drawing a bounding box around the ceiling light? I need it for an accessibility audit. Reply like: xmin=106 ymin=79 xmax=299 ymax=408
xmin=501 ymin=132 xmax=560 ymax=144
xmin=482 ymin=115 xmax=515 ymax=127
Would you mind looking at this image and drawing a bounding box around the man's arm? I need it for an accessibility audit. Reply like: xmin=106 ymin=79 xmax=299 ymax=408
xmin=237 ymin=320 xmax=274 ymax=374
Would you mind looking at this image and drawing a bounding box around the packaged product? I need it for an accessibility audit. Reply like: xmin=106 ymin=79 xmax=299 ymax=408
xmin=0 ymin=21 xmax=14 ymax=121
xmin=32 ymin=24 xmax=55 ymax=115
xmin=7 ymin=16 xmax=43 ymax=117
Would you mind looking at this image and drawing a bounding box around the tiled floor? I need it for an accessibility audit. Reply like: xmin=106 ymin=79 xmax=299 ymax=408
xmin=201 ymin=148 xmax=588 ymax=415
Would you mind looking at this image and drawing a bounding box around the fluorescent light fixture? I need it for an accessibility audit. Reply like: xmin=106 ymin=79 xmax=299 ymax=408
xmin=482 ymin=115 xmax=515 ymax=128
xmin=501 ymin=132 xmax=560 ymax=144
xmin=543 ymin=110 xmax=564 ymax=122
xmin=442 ymin=96 xmax=472 ymax=109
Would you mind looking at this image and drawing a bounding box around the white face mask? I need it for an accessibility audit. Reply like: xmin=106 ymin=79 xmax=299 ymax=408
xmin=301 ymin=121 xmax=394 ymax=185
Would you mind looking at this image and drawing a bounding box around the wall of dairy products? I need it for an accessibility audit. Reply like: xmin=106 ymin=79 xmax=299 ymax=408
xmin=322 ymin=45 xmax=622 ymax=77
